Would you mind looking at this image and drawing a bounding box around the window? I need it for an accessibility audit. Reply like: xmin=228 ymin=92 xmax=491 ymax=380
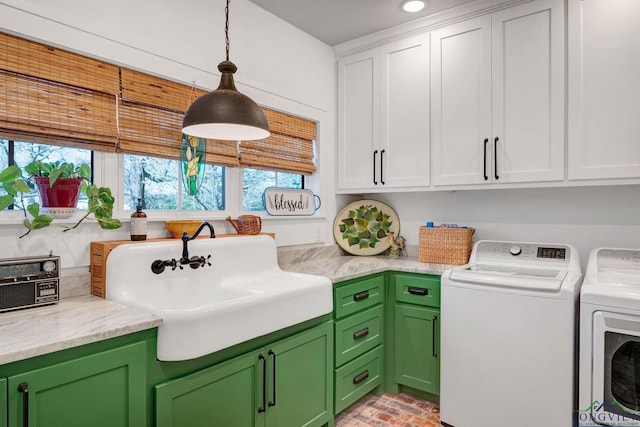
xmin=242 ymin=168 xmax=303 ymax=211
xmin=1 ymin=140 xmax=92 ymax=209
xmin=123 ymin=154 xmax=225 ymax=211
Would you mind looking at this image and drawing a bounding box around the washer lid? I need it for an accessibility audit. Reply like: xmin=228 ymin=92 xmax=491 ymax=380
xmin=581 ymin=248 xmax=640 ymax=309
xmin=448 ymin=265 xmax=567 ymax=292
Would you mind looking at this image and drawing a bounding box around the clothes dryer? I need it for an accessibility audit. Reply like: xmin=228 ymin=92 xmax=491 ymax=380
xmin=579 ymin=248 xmax=640 ymax=427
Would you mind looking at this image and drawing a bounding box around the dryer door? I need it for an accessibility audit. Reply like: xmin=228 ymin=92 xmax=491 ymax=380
xmin=592 ymin=311 xmax=640 ymax=425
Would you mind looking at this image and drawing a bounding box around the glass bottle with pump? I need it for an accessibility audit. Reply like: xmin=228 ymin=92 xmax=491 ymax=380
xmin=130 ymin=199 xmax=147 ymax=241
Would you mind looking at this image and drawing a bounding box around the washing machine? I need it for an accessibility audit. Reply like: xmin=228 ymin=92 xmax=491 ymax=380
xmin=440 ymin=240 xmax=582 ymax=427
xmin=579 ymin=248 xmax=640 ymax=427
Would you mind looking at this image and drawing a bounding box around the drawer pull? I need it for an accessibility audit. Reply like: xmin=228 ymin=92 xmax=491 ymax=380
xmin=432 ymin=315 xmax=438 ymax=358
xmin=353 ymin=290 xmax=369 ymax=302
xmin=18 ymin=382 xmax=29 ymax=427
xmin=408 ymin=286 xmax=428 ymax=296
xmin=353 ymin=327 xmax=370 ymax=340
xmin=353 ymin=370 xmax=369 ymax=385
xmin=258 ymin=354 xmax=266 ymax=413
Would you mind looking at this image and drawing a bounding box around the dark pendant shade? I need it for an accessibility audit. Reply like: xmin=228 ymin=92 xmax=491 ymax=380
xmin=182 ymin=61 xmax=270 ymax=141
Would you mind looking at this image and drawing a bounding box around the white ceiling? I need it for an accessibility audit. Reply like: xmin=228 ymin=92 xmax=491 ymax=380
xmin=248 ymin=0 xmax=476 ymax=46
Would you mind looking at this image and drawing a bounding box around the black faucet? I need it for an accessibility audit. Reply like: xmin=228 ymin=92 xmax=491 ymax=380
xmin=151 ymin=221 xmax=215 ymax=274
xmin=180 ymin=221 xmax=215 ymax=264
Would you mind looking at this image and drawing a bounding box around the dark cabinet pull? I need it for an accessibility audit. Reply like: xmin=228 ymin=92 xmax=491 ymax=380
xmin=353 ymin=290 xmax=369 ymax=302
xmin=483 ymin=138 xmax=489 ymax=180
xmin=380 ymin=149 xmax=385 ymax=185
xmin=268 ymin=350 xmax=276 ymax=408
xmin=432 ymin=315 xmax=438 ymax=358
xmin=18 ymin=381 xmax=28 ymax=427
xmin=494 ymin=137 xmax=499 ymax=180
xmin=258 ymin=354 xmax=266 ymax=413
xmin=353 ymin=370 xmax=369 ymax=385
xmin=353 ymin=327 xmax=370 ymax=340
xmin=373 ymin=150 xmax=378 ymax=185
xmin=408 ymin=286 xmax=428 ymax=296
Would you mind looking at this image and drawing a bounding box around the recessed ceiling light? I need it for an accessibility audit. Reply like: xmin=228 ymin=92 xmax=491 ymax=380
xmin=402 ymin=0 xmax=426 ymax=13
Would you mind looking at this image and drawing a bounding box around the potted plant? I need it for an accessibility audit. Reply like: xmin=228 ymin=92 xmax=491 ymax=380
xmin=0 ymin=161 xmax=122 ymax=237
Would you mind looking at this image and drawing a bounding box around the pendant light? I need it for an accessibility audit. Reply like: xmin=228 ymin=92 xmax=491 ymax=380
xmin=182 ymin=0 xmax=270 ymax=141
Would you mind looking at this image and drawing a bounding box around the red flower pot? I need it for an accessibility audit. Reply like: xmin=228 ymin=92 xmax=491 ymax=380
xmin=34 ymin=177 xmax=83 ymax=208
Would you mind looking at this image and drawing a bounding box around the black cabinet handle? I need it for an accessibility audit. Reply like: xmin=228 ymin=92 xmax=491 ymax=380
xmin=483 ymin=138 xmax=489 ymax=180
xmin=380 ymin=149 xmax=385 ymax=185
xmin=258 ymin=354 xmax=266 ymax=413
xmin=18 ymin=382 xmax=28 ymax=427
xmin=353 ymin=290 xmax=369 ymax=302
xmin=373 ymin=150 xmax=378 ymax=185
xmin=494 ymin=137 xmax=499 ymax=180
xmin=432 ymin=315 xmax=438 ymax=358
xmin=268 ymin=350 xmax=276 ymax=408
xmin=353 ymin=370 xmax=369 ymax=385
xmin=353 ymin=327 xmax=370 ymax=340
xmin=408 ymin=286 xmax=428 ymax=296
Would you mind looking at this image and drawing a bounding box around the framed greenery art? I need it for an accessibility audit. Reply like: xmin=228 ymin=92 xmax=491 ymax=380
xmin=333 ymin=199 xmax=400 ymax=256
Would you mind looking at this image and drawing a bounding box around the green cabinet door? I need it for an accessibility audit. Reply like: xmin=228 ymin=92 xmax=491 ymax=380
xmin=394 ymin=304 xmax=440 ymax=395
xmin=1 ymin=377 xmax=6 ymax=427
xmin=7 ymin=341 xmax=146 ymax=427
xmin=155 ymin=321 xmax=333 ymax=427
xmin=265 ymin=322 xmax=333 ymax=427
xmin=155 ymin=350 xmax=264 ymax=427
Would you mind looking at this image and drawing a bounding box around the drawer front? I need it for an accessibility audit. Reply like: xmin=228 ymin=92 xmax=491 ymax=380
xmin=394 ymin=273 xmax=440 ymax=308
xmin=335 ymin=305 xmax=384 ymax=367
xmin=334 ymin=274 xmax=384 ymax=319
xmin=334 ymin=346 xmax=384 ymax=414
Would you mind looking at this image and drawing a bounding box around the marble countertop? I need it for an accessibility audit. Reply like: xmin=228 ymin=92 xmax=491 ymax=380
xmin=279 ymin=254 xmax=455 ymax=283
xmin=0 ymin=295 xmax=162 ymax=365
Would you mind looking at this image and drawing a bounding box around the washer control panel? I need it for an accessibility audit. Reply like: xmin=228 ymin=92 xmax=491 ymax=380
xmin=475 ymin=241 xmax=569 ymax=263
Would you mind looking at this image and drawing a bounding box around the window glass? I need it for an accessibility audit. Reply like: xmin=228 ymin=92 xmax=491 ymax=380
xmin=242 ymin=168 xmax=303 ymax=211
xmin=123 ymin=154 xmax=225 ymax=210
xmin=1 ymin=140 xmax=92 ymax=209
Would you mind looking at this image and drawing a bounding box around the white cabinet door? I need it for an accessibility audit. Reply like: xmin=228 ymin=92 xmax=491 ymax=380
xmin=492 ymin=0 xmax=565 ymax=183
xmin=432 ymin=0 xmax=564 ymax=187
xmin=337 ymin=48 xmax=380 ymax=191
xmin=380 ymin=34 xmax=431 ymax=189
xmin=568 ymin=0 xmax=640 ymax=180
xmin=431 ymin=16 xmax=492 ymax=186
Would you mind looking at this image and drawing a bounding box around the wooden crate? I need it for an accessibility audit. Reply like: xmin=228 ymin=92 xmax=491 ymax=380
xmin=90 ymin=233 xmax=275 ymax=298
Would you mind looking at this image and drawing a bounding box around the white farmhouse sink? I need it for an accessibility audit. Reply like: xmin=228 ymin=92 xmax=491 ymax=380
xmin=105 ymin=235 xmax=332 ymax=361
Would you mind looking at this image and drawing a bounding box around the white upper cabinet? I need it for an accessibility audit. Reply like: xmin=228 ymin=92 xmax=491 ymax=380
xmin=337 ymin=34 xmax=430 ymax=192
xmin=568 ymin=0 xmax=640 ymax=180
xmin=337 ymin=48 xmax=379 ymax=191
xmin=431 ymin=0 xmax=565 ymax=187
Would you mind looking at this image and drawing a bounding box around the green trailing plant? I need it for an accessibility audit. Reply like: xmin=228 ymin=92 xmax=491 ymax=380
xmin=0 ymin=161 xmax=122 ymax=237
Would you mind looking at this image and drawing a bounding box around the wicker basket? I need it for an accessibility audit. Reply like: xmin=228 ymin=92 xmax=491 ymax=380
xmin=418 ymin=226 xmax=475 ymax=265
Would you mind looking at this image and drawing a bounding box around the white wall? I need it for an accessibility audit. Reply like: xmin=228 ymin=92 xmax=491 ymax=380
xmin=370 ymin=185 xmax=640 ymax=270
xmin=0 ymin=0 xmax=338 ymax=271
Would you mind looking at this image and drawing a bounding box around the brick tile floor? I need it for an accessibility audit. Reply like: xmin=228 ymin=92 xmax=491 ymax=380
xmin=335 ymin=393 xmax=441 ymax=427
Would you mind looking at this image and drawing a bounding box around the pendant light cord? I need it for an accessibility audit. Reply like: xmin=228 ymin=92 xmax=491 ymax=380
xmin=225 ymin=0 xmax=230 ymax=61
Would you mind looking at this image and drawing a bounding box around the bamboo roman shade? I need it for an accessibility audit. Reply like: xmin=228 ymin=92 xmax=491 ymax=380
xmin=0 ymin=31 xmax=316 ymax=174
xmin=239 ymin=108 xmax=317 ymax=174
xmin=118 ymin=68 xmax=239 ymax=167
xmin=0 ymin=32 xmax=119 ymax=151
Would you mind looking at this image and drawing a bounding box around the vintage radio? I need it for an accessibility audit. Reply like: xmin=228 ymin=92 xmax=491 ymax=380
xmin=0 ymin=255 xmax=60 ymax=312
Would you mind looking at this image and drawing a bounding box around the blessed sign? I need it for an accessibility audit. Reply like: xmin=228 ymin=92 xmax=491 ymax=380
xmin=263 ymin=187 xmax=320 ymax=216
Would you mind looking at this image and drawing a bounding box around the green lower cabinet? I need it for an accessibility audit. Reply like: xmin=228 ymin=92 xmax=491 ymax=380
xmin=334 ymin=346 xmax=384 ymax=414
xmin=155 ymin=322 xmax=333 ymax=427
xmin=6 ymin=341 xmax=146 ymax=427
xmin=156 ymin=351 xmax=263 ymax=427
xmin=1 ymin=377 xmax=6 ymax=427
xmin=394 ymin=304 xmax=440 ymax=395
